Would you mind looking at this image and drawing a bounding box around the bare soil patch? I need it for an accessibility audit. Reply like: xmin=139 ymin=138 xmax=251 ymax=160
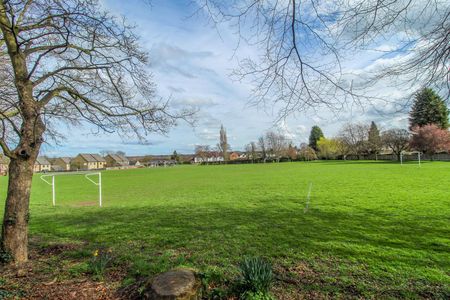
xmin=71 ymin=201 xmax=98 ymax=207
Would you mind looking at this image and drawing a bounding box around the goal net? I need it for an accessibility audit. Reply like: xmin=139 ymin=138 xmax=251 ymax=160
xmin=40 ymin=171 xmax=102 ymax=207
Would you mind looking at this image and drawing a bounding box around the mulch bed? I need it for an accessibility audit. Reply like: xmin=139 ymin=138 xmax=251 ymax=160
xmin=1 ymin=243 xmax=121 ymax=300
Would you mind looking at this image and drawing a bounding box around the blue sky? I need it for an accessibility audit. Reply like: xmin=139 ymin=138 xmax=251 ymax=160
xmin=42 ymin=0 xmax=413 ymax=157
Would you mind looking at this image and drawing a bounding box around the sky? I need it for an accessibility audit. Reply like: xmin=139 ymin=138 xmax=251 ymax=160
xmin=42 ymin=0 xmax=416 ymax=157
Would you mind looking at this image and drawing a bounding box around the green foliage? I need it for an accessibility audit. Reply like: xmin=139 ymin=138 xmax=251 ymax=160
xmin=68 ymin=262 xmax=89 ymax=277
xmin=238 ymin=257 xmax=273 ymax=295
xmin=198 ymin=268 xmax=230 ymax=299
xmin=409 ymin=88 xmax=449 ymax=129
xmin=87 ymin=248 xmax=113 ymax=280
xmin=309 ymin=125 xmax=324 ymax=151
xmin=241 ymin=291 xmax=276 ymax=300
xmin=0 ymin=248 xmax=12 ymax=264
xmin=317 ymin=137 xmax=341 ymax=159
xmin=0 ymin=278 xmax=25 ymax=299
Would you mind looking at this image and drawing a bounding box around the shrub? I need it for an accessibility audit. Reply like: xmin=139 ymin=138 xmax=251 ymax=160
xmin=88 ymin=248 xmax=113 ymax=280
xmin=0 ymin=249 xmax=12 ymax=264
xmin=238 ymin=257 xmax=274 ymax=295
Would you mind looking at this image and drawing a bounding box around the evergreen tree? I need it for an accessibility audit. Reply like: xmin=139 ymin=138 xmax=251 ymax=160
xmin=309 ymin=126 xmax=324 ymax=151
xmin=367 ymin=121 xmax=382 ymax=154
xmin=409 ymin=88 xmax=449 ymax=129
xmin=171 ymin=150 xmax=180 ymax=162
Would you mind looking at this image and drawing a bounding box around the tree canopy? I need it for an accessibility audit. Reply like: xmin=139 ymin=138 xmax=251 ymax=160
xmin=201 ymin=0 xmax=449 ymax=117
xmin=381 ymin=129 xmax=410 ymax=161
xmin=410 ymin=124 xmax=450 ymax=154
xmin=409 ymin=88 xmax=449 ymax=130
xmin=308 ymin=126 xmax=324 ymax=151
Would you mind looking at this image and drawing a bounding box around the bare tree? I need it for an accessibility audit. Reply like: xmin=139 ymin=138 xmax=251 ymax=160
xmin=245 ymin=141 xmax=257 ymax=162
xmin=298 ymin=143 xmax=317 ymax=161
xmin=335 ymin=137 xmax=352 ymax=160
xmin=382 ymin=129 xmax=410 ymax=161
xmin=116 ymin=151 xmax=126 ymax=157
xmin=217 ymin=124 xmax=230 ymax=161
xmin=258 ymin=135 xmax=267 ymax=161
xmin=99 ymin=150 xmax=116 ymax=157
xmin=0 ymin=0 xmax=191 ymax=265
xmin=338 ymin=123 xmax=369 ymax=158
xmin=199 ymin=0 xmax=449 ymax=116
xmin=265 ymin=131 xmax=288 ymax=161
xmin=195 ymin=145 xmax=211 ymax=161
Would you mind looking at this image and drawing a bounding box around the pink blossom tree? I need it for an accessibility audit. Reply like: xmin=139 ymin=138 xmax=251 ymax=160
xmin=410 ymin=125 xmax=450 ymax=155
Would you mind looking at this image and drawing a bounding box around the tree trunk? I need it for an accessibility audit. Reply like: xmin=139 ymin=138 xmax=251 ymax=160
xmin=2 ymin=156 xmax=36 ymax=264
xmin=1 ymin=105 xmax=44 ymax=265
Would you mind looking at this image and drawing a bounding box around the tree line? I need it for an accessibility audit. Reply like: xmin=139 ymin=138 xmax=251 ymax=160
xmin=312 ymin=88 xmax=450 ymax=161
xmin=203 ymin=88 xmax=449 ymax=163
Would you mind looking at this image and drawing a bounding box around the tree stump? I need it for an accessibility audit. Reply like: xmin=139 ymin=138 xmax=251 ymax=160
xmin=144 ymin=269 xmax=199 ymax=300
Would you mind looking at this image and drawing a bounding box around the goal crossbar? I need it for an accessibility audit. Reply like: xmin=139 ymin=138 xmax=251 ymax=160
xmin=400 ymin=151 xmax=422 ymax=167
xmin=40 ymin=172 xmax=103 ymax=207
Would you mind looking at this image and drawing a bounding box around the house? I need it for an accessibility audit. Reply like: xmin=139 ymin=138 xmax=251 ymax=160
xmin=70 ymin=153 xmax=106 ymax=170
xmin=193 ymin=152 xmax=224 ymax=163
xmin=105 ymin=154 xmax=129 ymax=168
xmin=34 ymin=157 xmax=52 ymax=173
xmin=229 ymin=152 xmax=240 ymax=160
xmin=148 ymin=159 xmax=177 ymax=167
xmin=49 ymin=157 xmax=71 ymax=171
xmin=0 ymin=155 xmax=9 ymax=175
xmin=130 ymin=160 xmax=143 ymax=167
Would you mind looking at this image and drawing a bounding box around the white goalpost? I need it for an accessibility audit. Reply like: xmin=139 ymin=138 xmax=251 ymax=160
xmin=400 ymin=151 xmax=421 ymax=167
xmin=40 ymin=172 xmax=102 ymax=207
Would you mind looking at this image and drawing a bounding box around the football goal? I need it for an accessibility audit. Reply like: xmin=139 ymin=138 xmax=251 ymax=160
xmin=400 ymin=151 xmax=421 ymax=167
xmin=40 ymin=171 xmax=102 ymax=207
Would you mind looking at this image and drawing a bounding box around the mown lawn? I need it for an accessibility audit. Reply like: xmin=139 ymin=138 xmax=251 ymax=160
xmin=1 ymin=161 xmax=449 ymax=298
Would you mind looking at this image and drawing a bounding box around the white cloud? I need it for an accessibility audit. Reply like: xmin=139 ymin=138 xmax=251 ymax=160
xmin=41 ymin=0 xmax=424 ymax=156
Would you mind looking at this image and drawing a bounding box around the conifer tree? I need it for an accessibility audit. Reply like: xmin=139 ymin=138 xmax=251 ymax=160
xmin=368 ymin=121 xmax=382 ymax=154
xmin=409 ymin=88 xmax=449 ymax=129
xmin=309 ymin=126 xmax=324 ymax=151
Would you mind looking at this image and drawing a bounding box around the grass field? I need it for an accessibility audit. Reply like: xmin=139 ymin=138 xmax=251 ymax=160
xmin=1 ymin=161 xmax=449 ymax=298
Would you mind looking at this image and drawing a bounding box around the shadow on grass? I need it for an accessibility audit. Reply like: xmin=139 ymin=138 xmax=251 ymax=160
xmin=30 ymin=203 xmax=449 ymax=279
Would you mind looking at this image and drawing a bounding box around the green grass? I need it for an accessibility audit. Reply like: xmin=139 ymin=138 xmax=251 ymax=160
xmin=1 ymin=161 xmax=449 ymax=298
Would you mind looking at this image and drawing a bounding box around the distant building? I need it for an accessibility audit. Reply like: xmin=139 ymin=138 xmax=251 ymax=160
xmin=49 ymin=157 xmax=71 ymax=171
xmin=193 ymin=152 xmax=224 ymax=163
xmin=0 ymin=156 xmax=9 ymax=175
xmin=70 ymin=154 xmax=106 ymax=170
xmin=34 ymin=157 xmax=52 ymax=173
xmin=148 ymin=159 xmax=177 ymax=167
xmin=130 ymin=160 xmax=143 ymax=167
xmin=104 ymin=154 xmax=129 ymax=168
xmin=229 ymin=152 xmax=240 ymax=160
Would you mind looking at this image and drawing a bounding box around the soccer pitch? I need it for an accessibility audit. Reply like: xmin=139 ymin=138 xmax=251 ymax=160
xmin=1 ymin=161 xmax=449 ymax=298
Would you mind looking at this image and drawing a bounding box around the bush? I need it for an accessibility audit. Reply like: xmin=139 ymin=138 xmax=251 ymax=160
xmin=238 ymin=257 xmax=274 ymax=295
xmin=0 ymin=248 xmax=12 ymax=264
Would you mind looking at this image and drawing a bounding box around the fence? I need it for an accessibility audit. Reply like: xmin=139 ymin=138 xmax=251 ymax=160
xmin=194 ymin=153 xmax=450 ymax=165
xmin=344 ymin=153 xmax=450 ymax=161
